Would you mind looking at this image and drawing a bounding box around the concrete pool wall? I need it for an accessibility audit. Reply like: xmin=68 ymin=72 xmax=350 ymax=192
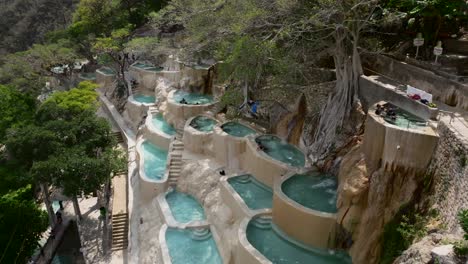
xmin=241 ymin=136 xmax=303 ymax=188
xmin=163 ymin=90 xmax=217 ymax=129
xmin=136 ymin=137 xmax=170 ymax=202
xmin=129 ymin=61 xmax=212 ymax=93
xmin=219 ymin=175 xmax=272 ymax=221
xmin=143 ymin=110 xmax=174 ymax=150
xmin=272 ymin=172 xmax=337 ymax=249
xmin=235 ymin=213 xmax=272 ymax=264
xmin=124 ymin=93 xmax=157 ymax=131
xmin=96 ymin=67 xmax=116 ymax=89
xmin=212 ymin=122 xmax=258 ymax=170
xmin=183 ymin=116 xmax=216 ymax=156
xmin=363 ymin=101 xmax=439 ymax=173
xmin=155 ymin=188 xmax=210 ymax=229
xmin=159 ymin=224 xmax=228 ymax=264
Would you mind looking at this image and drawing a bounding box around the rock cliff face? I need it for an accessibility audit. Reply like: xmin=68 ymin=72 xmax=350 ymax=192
xmin=0 ymin=0 xmax=78 ymax=55
xmin=336 ymin=142 xmax=429 ymax=263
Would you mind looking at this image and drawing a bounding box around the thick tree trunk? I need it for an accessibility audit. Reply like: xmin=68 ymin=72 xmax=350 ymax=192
xmin=72 ymin=195 xmax=82 ymax=220
xmin=40 ymin=183 xmax=56 ymax=227
xmin=309 ymin=26 xmax=363 ymax=162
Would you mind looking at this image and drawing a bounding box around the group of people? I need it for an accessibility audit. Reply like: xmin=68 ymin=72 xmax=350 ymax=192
xmin=375 ymin=104 xmax=397 ymax=121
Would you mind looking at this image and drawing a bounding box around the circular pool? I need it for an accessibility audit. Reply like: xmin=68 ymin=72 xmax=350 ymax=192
xmin=133 ymin=94 xmax=156 ymax=104
xmin=133 ymin=62 xmax=164 ymax=72
xmin=245 ymin=216 xmax=351 ymax=263
xmin=173 ymin=90 xmax=214 ymax=105
xmin=255 ymin=135 xmax=305 ymax=168
xmin=282 ymin=173 xmax=337 ymax=213
xmin=97 ymin=67 xmax=116 ymax=75
xmin=152 ymin=114 xmax=176 ymax=135
xmin=190 ymin=116 xmax=217 ymax=132
xmin=221 ymin=122 xmax=256 ymax=137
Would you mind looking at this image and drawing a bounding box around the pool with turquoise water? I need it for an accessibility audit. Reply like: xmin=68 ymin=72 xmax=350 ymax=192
xmin=173 ymin=90 xmax=214 ymax=105
xmin=142 ymin=141 xmax=168 ymax=180
xmin=282 ymin=173 xmax=337 ymax=214
xmin=152 ymin=114 xmax=176 ymax=135
xmin=97 ymin=67 xmax=115 ymax=75
xmin=166 ymin=190 xmax=206 ymax=223
xmin=133 ymin=62 xmax=164 ymax=72
xmin=133 ymin=94 xmax=156 ymax=104
xmin=166 ymin=228 xmax=222 ymax=264
xmin=79 ymin=72 xmax=96 ymax=80
xmin=227 ymin=175 xmax=272 ymax=210
xmin=383 ymin=108 xmax=427 ymax=129
xmin=190 ymin=116 xmax=217 ymax=132
xmin=221 ymin=122 xmax=256 ymax=137
xmin=247 ymin=217 xmax=352 ymax=264
xmin=255 ymin=135 xmax=305 ymax=168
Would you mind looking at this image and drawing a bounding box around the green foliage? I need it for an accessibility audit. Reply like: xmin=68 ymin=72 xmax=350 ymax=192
xmin=40 ymin=81 xmax=99 ymax=117
xmin=459 ymin=210 xmax=468 ymax=241
xmin=6 ymin=81 xmax=124 ymax=197
xmin=0 ymin=41 xmax=79 ymax=94
xmin=383 ymin=0 xmax=468 ymax=44
xmin=453 ymin=209 xmax=468 ymax=258
xmin=0 ymin=85 xmax=36 ymax=142
xmin=0 ymin=185 xmax=48 ymax=263
xmin=381 ymin=205 xmax=432 ymax=264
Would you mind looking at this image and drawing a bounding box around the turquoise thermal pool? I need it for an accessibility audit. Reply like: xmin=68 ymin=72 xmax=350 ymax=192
xmin=227 ymin=175 xmax=272 ymax=210
xmin=282 ymin=173 xmax=338 ymax=213
xmin=173 ymin=90 xmax=214 ymax=105
xmin=79 ymin=72 xmax=96 ymax=80
xmin=133 ymin=62 xmax=164 ymax=72
xmin=189 ymin=116 xmax=217 ymax=132
xmin=255 ymin=135 xmax=305 ymax=168
xmin=247 ymin=217 xmax=352 ymax=264
xmin=166 ymin=190 xmax=206 ymax=223
xmin=221 ymin=122 xmax=255 ymax=137
xmin=165 ymin=228 xmax=222 ymax=264
xmin=382 ymin=107 xmax=427 ymax=129
xmin=141 ymin=141 xmax=168 ymax=180
xmin=152 ymin=114 xmax=176 ymax=135
xmin=97 ymin=67 xmax=116 ymax=75
xmin=133 ymin=94 xmax=156 ymax=104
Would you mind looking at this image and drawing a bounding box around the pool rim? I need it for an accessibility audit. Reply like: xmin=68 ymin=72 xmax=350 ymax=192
xmin=254 ymin=134 xmax=306 ymax=168
xmin=147 ymin=111 xmax=177 ymax=138
xmin=156 ymin=187 xmax=210 ymax=228
xmin=128 ymin=93 xmax=157 ymax=106
xmin=239 ymin=212 xmax=349 ymax=264
xmin=78 ymin=72 xmax=97 ymax=80
xmin=276 ymin=170 xmax=337 ymax=217
xmin=169 ymin=89 xmax=216 ymax=107
xmin=220 ymin=174 xmax=273 ymax=220
xmin=136 ymin=137 xmax=170 ymax=184
xmin=369 ymin=101 xmax=437 ymax=135
xmin=130 ymin=61 xmax=165 ymax=72
xmin=185 ymin=115 xmax=219 ymax=134
xmin=96 ymin=66 xmax=116 ymax=76
xmin=159 ymin=224 xmax=228 ymax=264
xmin=216 ymin=120 xmax=258 ymax=139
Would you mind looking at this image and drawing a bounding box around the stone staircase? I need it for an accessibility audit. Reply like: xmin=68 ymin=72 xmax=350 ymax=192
xmin=111 ymin=213 xmax=129 ymax=251
xmin=167 ymin=140 xmax=184 ymax=187
xmin=111 ymin=131 xmax=124 ymax=143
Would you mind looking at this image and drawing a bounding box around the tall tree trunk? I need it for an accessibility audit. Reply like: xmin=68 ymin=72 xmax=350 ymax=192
xmin=40 ymin=183 xmax=56 ymax=227
xmin=309 ymin=26 xmax=363 ymax=162
xmin=72 ymin=195 xmax=82 ymax=220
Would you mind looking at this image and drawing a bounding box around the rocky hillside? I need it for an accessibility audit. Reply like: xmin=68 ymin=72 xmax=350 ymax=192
xmin=0 ymin=0 xmax=78 ymax=55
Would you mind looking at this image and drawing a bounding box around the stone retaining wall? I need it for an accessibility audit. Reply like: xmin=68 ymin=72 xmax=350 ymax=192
xmin=429 ymin=122 xmax=468 ymax=234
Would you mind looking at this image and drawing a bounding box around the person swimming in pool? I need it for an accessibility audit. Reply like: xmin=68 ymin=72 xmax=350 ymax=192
xmin=180 ymin=98 xmax=187 ymax=104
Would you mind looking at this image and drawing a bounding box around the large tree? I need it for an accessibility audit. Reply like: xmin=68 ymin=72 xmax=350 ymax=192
xmin=0 ymin=186 xmax=48 ymax=264
xmin=6 ymin=81 xmax=125 ymax=219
